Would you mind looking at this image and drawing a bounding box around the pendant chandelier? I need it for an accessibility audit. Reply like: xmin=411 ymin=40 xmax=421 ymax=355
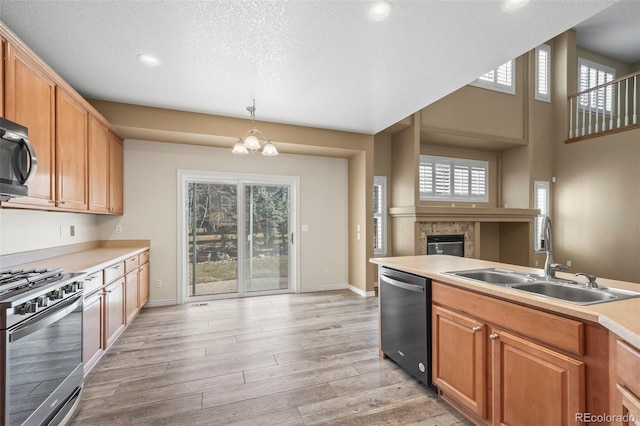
xmin=232 ymin=99 xmax=278 ymax=156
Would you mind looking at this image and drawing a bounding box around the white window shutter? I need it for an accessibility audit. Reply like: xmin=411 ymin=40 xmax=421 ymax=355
xmin=535 ymin=44 xmax=551 ymax=102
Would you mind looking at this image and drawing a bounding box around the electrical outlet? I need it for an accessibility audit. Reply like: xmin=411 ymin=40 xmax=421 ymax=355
xmin=70 ymin=225 xmax=75 ymax=237
xmin=155 ymin=279 xmax=162 ymax=288
xmin=323 ymin=267 xmax=328 ymax=276
xmin=535 ymin=260 xmax=539 ymax=267
xmin=60 ymin=226 xmax=68 ymax=238
xmin=115 ymin=226 xmax=123 ymax=234
xmin=566 ymin=260 xmax=572 ymax=267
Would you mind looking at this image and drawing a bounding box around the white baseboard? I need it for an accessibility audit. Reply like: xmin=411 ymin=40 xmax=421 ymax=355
xmin=145 ymin=299 xmax=178 ymax=307
xmin=347 ymin=284 xmax=376 ymax=298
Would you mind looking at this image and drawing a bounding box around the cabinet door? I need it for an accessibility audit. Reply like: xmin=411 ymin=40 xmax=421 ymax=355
xmin=88 ymin=115 xmax=109 ymax=212
xmin=105 ymin=278 xmax=125 ymax=348
xmin=491 ymin=328 xmax=585 ymax=426
xmin=618 ymin=385 xmax=640 ymax=426
xmin=125 ymin=270 xmax=139 ymax=324
xmin=138 ymin=261 xmax=150 ymax=308
xmin=83 ymin=290 xmax=104 ymax=375
xmin=432 ymin=305 xmax=487 ymax=417
xmin=56 ymin=87 xmax=88 ymax=210
xmin=4 ymin=41 xmax=56 ymax=206
xmin=108 ymin=132 xmax=123 ymax=214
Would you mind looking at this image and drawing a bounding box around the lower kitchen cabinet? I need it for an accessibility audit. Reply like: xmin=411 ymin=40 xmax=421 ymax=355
xmin=83 ymin=289 xmax=104 ymax=373
xmin=125 ymin=269 xmax=139 ymax=324
xmin=431 ymin=281 xmax=602 ymax=426
xmin=491 ymin=328 xmax=584 ymax=426
xmin=614 ymin=339 xmax=640 ymax=426
xmin=138 ymin=260 xmax=150 ymax=307
xmin=83 ymin=250 xmax=150 ymax=376
xmin=432 ymin=305 xmax=486 ymax=417
xmin=105 ymin=277 xmax=125 ymax=348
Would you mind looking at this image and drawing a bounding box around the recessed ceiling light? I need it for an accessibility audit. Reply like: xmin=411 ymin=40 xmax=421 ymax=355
xmin=137 ymin=53 xmax=160 ymax=66
xmin=501 ymin=0 xmax=529 ymax=11
xmin=367 ymin=1 xmax=394 ymax=21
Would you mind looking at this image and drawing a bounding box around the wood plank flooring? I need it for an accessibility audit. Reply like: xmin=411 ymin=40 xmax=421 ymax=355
xmin=71 ymin=290 xmax=471 ymax=425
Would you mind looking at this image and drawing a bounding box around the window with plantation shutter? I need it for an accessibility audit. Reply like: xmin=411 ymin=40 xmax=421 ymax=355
xmin=373 ymin=176 xmax=387 ymax=256
xmin=420 ymin=155 xmax=488 ymax=202
xmin=470 ymin=60 xmax=516 ymax=94
xmin=534 ymin=181 xmax=550 ymax=252
xmin=578 ymin=58 xmax=615 ymax=113
xmin=535 ymin=44 xmax=551 ymax=102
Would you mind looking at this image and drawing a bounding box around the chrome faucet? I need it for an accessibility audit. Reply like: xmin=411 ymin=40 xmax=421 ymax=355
xmin=541 ymin=216 xmax=569 ymax=280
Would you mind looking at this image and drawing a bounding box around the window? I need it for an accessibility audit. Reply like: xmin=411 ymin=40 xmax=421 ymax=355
xmin=419 ymin=155 xmax=488 ymax=202
xmin=533 ymin=181 xmax=550 ymax=252
xmin=373 ymin=176 xmax=387 ymax=256
xmin=470 ymin=60 xmax=515 ymax=94
xmin=578 ymin=58 xmax=615 ymax=113
xmin=535 ymin=44 xmax=551 ymax=102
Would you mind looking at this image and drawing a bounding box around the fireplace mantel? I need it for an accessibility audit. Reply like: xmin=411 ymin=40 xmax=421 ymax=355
xmin=389 ymin=206 xmax=539 ymax=222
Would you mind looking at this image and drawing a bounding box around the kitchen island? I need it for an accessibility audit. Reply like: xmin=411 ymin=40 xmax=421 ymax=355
xmin=371 ymin=255 xmax=640 ymax=426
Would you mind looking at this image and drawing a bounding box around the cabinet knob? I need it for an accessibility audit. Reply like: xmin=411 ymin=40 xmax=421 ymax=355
xmin=489 ymin=333 xmax=499 ymax=340
xmin=472 ymin=326 xmax=481 ymax=332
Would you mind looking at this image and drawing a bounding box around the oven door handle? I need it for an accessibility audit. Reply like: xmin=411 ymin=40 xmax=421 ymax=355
xmin=9 ymin=294 xmax=82 ymax=343
xmin=380 ymin=275 xmax=424 ymax=294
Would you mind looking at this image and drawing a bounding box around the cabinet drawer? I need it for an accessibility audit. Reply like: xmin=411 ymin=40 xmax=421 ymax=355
xmin=83 ymin=271 xmax=104 ymax=295
xmin=618 ymin=340 xmax=640 ymax=398
xmin=139 ymin=250 xmax=149 ymax=265
xmin=125 ymin=255 xmax=139 ymax=273
xmin=104 ymin=262 xmax=125 ymax=284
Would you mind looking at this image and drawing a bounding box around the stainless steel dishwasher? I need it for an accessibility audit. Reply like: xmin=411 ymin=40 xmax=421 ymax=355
xmin=379 ymin=266 xmax=432 ymax=387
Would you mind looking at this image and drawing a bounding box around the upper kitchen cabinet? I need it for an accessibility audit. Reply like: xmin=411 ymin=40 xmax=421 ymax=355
xmin=108 ymin=132 xmax=123 ymax=214
xmin=3 ymin=39 xmax=57 ymax=207
xmin=88 ymin=115 xmax=110 ymax=213
xmin=56 ymin=87 xmax=88 ymax=211
xmin=0 ymin=22 xmax=124 ymax=215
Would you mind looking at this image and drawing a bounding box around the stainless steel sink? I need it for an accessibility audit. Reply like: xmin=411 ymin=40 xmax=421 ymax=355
xmin=510 ymin=282 xmax=640 ymax=305
xmin=444 ymin=268 xmax=538 ymax=285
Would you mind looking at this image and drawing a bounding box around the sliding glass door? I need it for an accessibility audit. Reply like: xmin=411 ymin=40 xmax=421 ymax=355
xmin=183 ymin=173 xmax=295 ymax=300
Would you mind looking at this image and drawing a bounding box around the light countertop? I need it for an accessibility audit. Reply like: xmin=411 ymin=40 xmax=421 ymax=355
xmin=371 ymin=255 xmax=640 ymax=349
xmin=7 ymin=245 xmax=149 ymax=275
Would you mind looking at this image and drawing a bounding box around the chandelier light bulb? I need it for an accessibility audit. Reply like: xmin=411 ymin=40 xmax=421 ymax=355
xmin=243 ymin=134 xmax=261 ymax=151
xmin=232 ymin=141 xmax=249 ymax=154
xmin=262 ymin=142 xmax=278 ymax=156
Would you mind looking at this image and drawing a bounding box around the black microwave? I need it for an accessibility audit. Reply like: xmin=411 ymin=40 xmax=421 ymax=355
xmin=0 ymin=117 xmax=37 ymax=201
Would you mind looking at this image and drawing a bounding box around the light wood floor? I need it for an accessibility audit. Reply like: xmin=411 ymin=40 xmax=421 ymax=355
xmin=72 ymin=290 xmax=471 ymax=425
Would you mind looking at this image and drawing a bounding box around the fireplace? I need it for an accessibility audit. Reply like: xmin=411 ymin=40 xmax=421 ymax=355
xmin=426 ymin=234 xmax=465 ymax=257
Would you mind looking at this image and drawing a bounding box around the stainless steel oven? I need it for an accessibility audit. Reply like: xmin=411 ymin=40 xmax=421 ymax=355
xmin=0 ymin=269 xmax=85 ymax=426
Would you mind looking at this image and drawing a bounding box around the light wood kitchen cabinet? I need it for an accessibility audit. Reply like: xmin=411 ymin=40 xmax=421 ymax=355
xmin=3 ymin=39 xmax=57 ymax=207
xmin=0 ymin=37 xmax=4 ymax=117
xmin=105 ymin=277 xmax=125 ymax=348
xmin=88 ymin=115 xmax=110 ymax=213
xmin=0 ymin=24 xmax=125 ymax=215
xmin=125 ymin=269 xmax=139 ymax=324
xmin=614 ymin=339 xmax=640 ymax=426
xmin=83 ymin=288 xmax=104 ymax=374
xmin=56 ymin=87 xmax=88 ymax=211
xmin=108 ymin=132 xmax=124 ymax=214
xmin=432 ymin=305 xmax=486 ymax=418
xmin=138 ymin=252 xmax=150 ymax=307
xmin=491 ymin=328 xmax=584 ymax=426
xmin=431 ymin=281 xmax=600 ymax=426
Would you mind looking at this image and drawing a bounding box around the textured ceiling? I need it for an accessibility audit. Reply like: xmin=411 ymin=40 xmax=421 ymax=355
xmin=0 ymin=0 xmax=620 ymax=135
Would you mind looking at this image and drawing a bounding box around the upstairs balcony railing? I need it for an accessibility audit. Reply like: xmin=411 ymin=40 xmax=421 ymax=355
xmin=567 ymin=70 xmax=639 ymax=142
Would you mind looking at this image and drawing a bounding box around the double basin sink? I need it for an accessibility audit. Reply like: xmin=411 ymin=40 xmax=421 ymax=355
xmin=444 ymin=268 xmax=640 ymax=305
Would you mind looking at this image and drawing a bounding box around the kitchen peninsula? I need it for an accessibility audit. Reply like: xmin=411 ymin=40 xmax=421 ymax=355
xmin=371 ymin=255 xmax=640 ymax=426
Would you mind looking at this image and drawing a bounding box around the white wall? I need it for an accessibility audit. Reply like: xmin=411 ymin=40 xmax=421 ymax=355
xmin=98 ymin=139 xmax=349 ymax=305
xmin=0 ymin=209 xmax=98 ymax=256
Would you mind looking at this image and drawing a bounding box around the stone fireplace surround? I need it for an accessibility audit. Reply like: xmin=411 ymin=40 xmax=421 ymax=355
xmin=420 ymin=222 xmax=475 ymax=258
